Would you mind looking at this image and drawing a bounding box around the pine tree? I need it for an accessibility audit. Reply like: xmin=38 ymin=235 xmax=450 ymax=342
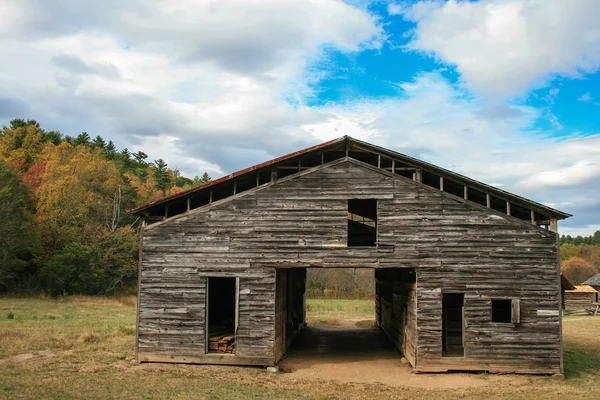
xmin=92 ymin=135 xmax=106 ymax=150
xmin=153 ymin=158 xmax=172 ymax=193
xmin=75 ymin=132 xmax=91 ymax=147
xmin=105 ymin=140 xmax=117 ymax=158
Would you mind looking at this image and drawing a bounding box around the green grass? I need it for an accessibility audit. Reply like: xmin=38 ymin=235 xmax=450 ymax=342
xmin=306 ymin=299 xmax=374 ymax=314
xmin=0 ymin=297 xmax=599 ymax=399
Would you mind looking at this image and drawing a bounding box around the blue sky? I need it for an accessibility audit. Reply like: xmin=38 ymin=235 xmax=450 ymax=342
xmin=0 ymin=0 xmax=599 ymax=235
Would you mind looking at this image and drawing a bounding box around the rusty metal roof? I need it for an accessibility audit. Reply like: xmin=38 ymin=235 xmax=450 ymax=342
xmin=128 ymin=135 xmax=572 ymax=220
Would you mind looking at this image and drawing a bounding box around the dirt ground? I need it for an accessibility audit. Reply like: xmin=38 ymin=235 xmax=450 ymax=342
xmin=279 ymin=319 xmax=525 ymax=390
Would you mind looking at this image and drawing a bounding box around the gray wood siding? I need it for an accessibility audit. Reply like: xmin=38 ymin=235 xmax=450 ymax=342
xmin=138 ymin=159 xmax=560 ymax=373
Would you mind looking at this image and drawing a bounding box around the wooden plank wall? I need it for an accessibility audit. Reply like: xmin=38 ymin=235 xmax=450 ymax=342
xmin=564 ymin=292 xmax=597 ymax=310
xmin=139 ymin=160 xmax=560 ymax=373
xmin=376 ymin=269 xmax=417 ymax=366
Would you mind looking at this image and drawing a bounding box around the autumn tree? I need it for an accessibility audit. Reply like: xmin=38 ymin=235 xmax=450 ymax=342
xmin=0 ymin=120 xmax=50 ymax=169
xmin=35 ymin=142 xmax=123 ymax=250
xmin=561 ymin=257 xmax=598 ymax=284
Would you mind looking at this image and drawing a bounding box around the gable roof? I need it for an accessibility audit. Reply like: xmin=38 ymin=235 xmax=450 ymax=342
xmin=128 ymin=136 xmax=571 ymax=223
xmin=583 ymin=274 xmax=600 ymax=287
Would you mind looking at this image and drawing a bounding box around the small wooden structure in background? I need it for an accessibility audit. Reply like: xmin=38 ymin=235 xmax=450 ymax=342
xmin=129 ymin=136 xmax=571 ymax=375
xmin=564 ymin=285 xmax=599 ymax=310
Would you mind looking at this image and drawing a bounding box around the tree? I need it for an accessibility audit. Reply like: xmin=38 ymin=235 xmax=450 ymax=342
xmin=0 ymin=122 xmax=49 ymax=169
xmin=173 ymin=168 xmax=193 ymax=188
xmin=92 ymin=135 xmax=106 ymax=150
xmin=75 ymin=132 xmax=91 ymax=147
xmin=192 ymin=172 xmax=212 ymax=186
xmin=133 ymin=151 xmax=148 ymax=166
xmin=35 ymin=143 xmax=123 ymax=251
xmin=0 ymin=159 xmax=38 ymax=290
xmin=561 ymin=257 xmax=598 ymax=284
xmin=40 ymin=243 xmax=102 ymax=296
xmin=105 ymin=140 xmax=117 ymax=159
xmin=153 ymin=158 xmax=172 ymax=193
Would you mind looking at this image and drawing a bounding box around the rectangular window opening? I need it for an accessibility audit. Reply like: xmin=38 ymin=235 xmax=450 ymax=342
xmin=348 ymin=199 xmax=377 ymax=247
xmin=207 ymin=277 xmax=238 ymax=354
xmin=491 ymin=299 xmax=512 ymax=323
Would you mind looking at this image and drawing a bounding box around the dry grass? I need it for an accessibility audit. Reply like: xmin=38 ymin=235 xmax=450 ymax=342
xmin=0 ymin=297 xmax=599 ymax=399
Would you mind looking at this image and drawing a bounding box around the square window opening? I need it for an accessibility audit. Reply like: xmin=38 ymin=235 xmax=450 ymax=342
xmin=491 ymin=299 xmax=512 ymax=323
xmin=348 ymin=199 xmax=377 ymax=247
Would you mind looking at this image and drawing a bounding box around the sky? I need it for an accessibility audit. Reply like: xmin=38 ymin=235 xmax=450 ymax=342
xmin=0 ymin=0 xmax=599 ymax=236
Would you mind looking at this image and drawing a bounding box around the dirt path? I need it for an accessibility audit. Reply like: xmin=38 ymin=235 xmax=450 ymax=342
xmin=279 ymin=322 xmax=525 ymax=390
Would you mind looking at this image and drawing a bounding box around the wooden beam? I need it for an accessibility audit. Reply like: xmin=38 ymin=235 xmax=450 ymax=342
xmin=531 ymin=210 xmax=535 ymax=224
xmin=164 ymin=205 xmax=169 ymax=219
xmin=464 ymin=186 xmax=468 ymax=200
xmin=415 ymin=169 xmax=422 ymax=183
xmin=486 ymin=193 xmax=491 ymax=208
xmin=135 ymin=216 xmax=145 ymax=361
xmin=392 ymin=159 xmax=395 ymax=174
xmin=186 ymin=197 xmax=190 ymax=212
xmin=507 ymin=201 xmax=511 ymax=216
xmin=550 ymin=218 xmax=558 ymax=233
xmin=256 ymin=174 xmax=260 ymax=187
xmin=377 ymin=155 xmax=381 ymax=169
xmin=233 ymin=181 xmax=237 ymax=195
xmin=209 ymin=190 xmax=213 ymax=203
xmin=439 ymin=176 xmax=444 ymax=191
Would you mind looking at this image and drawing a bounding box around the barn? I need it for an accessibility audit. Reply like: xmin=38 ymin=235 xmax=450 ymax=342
xmin=129 ymin=136 xmax=571 ymax=375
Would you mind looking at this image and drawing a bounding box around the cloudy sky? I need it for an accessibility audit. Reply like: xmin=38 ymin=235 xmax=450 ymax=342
xmin=1 ymin=0 xmax=599 ymax=235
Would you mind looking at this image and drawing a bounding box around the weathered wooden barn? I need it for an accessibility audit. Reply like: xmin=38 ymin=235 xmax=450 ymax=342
xmin=129 ymin=136 xmax=571 ymax=375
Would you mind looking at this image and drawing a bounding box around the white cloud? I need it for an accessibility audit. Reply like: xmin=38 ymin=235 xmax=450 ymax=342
xmin=578 ymin=92 xmax=593 ymax=102
xmin=0 ymin=0 xmax=384 ymax=174
xmin=397 ymin=0 xmax=600 ymax=99
xmin=519 ymin=160 xmax=600 ymax=188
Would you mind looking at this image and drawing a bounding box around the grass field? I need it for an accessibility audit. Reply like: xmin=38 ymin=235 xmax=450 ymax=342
xmin=1 ymin=297 xmax=599 ymax=399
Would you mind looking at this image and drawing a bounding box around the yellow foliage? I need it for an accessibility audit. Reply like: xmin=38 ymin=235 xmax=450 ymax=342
xmin=36 ymin=143 xmax=122 ymax=250
xmin=0 ymin=124 xmax=49 ymax=168
xmin=124 ymin=171 xmax=162 ymax=204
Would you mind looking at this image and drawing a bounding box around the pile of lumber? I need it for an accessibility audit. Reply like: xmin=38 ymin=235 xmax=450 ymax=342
xmin=209 ymin=335 xmax=236 ymax=354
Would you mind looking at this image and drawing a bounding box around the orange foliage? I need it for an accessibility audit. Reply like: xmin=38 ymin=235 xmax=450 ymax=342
xmin=561 ymin=257 xmax=598 ymax=284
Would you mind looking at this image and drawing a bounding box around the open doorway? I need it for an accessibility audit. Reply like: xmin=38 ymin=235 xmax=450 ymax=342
xmin=278 ymin=267 xmax=417 ymax=372
xmin=206 ymin=277 xmax=237 ymax=354
xmin=442 ymin=293 xmax=464 ymax=357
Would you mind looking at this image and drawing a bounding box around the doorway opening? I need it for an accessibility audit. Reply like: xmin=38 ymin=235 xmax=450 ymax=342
xmin=442 ymin=293 xmax=464 ymax=357
xmin=278 ymin=267 xmax=417 ymax=372
xmin=206 ymin=277 xmax=237 ymax=354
